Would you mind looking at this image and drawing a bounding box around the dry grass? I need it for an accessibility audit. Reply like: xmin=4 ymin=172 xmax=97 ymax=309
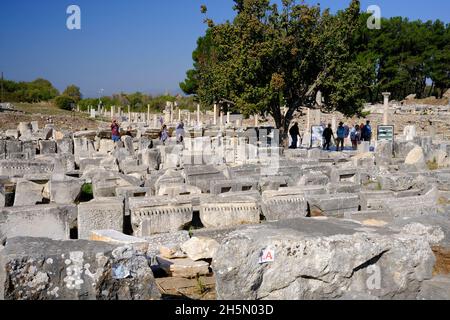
xmin=427 ymin=159 xmax=439 ymax=171
xmin=0 ymin=102 xmax=106 ymax=131
xmin=403 ymin=97 xmax=449 ymax=106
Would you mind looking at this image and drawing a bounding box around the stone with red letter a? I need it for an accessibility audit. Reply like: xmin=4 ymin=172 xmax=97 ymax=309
xmin=258 ymin=247 xmax=275 ymax=264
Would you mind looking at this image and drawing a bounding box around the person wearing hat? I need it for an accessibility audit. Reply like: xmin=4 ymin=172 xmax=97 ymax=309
xmin=336 ymin=121 xmax=346 ymax=152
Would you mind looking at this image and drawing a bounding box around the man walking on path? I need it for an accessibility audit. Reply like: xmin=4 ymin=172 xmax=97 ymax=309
xmin=289 ymin=122 xmax=300 ymax=149
xmin=322 ymin=123 xmax=334 ymax=151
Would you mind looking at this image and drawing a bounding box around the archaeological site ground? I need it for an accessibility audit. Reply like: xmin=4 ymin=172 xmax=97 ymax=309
xmin=0 ymin=0 xmax=450 ymax=309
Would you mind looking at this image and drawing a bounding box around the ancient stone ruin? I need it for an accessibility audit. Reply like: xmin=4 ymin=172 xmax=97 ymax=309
xmin=1 ymin=107 xmax=450 ymax=300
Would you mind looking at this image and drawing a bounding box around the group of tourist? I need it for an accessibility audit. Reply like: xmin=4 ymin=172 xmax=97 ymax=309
xmin=289 ymin=120 xmax=373 ymax=151
xmin=110 ymin=119 xmax=185 ymax=146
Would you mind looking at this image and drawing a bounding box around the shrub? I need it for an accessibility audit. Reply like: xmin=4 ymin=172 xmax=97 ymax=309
xmin=55 ymin=95 xmax=76 ymax=110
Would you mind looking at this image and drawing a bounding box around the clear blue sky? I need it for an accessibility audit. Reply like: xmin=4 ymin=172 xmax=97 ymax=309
xmin=0 ymin=0 xmax=449 ymax=98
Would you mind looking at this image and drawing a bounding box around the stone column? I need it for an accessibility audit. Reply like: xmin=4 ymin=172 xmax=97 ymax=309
xmin=213 ymin=104 xmax=217 ymax=125
xmin=227 ymin=111 xmax=230 ymax=125
xmin=254 ymin=114 xmax=259 ymax=127
xmin=332 ymin=116 xmax=337 ymax=133
xmin=188 ymin=112 xmax=191 ymax=126
xmin=197 ymin=104 xmax=201 ymax=125
xmin=147 ymin=105 xmax=151 ymax=125
xmin=128 ymin=106 xmax=131 ymax=122
xmin=316 ymin=91 xmax=323 ymax=106
xmin=382 ymin=92 xmax=391 ymax=125
xmin=220 ymin=112 xmax=224 ymax=127
xmin=306 ymin=108 xmax=311 ymax=132
xmin=111 ymin=105 xmax=115 ymax=119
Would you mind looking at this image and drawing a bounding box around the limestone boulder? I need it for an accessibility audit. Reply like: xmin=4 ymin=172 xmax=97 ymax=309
xmin=56 ymin=138 xmax=73 ymax=155
xmin=157 ymin=256 xmax=210 ymax=278
xmin=129 ymin=197 xmax=193 ymax=236
xmin=418 ymin=276 xmax=450 ymax=300
xmin=49 ymin=176 xmax=83 ymax=204
xmin=405 ymin=146 xmax=426 ymax=168
xmin=181 ymin=237 xmax=219 ymax=261
xmin=388 ymin=213 xmax=450 ymax=276
xmin=443 ymin=88 xmax=450 ymax=99
xmin=89 ymin=230 xmax=149 ymax=254
xmin=426 ymin=150 xmax=448 ymax=168
xmin=13 ymin=179 xmax=44 ymax=206
xmin=73 ymin=130 xmax=97 ymax=139
xmin=375 ymin=141 xmax=393 ymax=166
xmin=141 ymin=149 xmax=161 ymax=171
xmin=261 ymin=190 xmax=308 ymax=221
xmin=98 ymin=139 xmax=115 ymax=154
xmin=144 ymin=231 xmax=190 ymax=262
xmin=394 ymin=141 xmax=419 ymax=158
xmin=39 ymin=140 xmax=57 ymax=155
xmin=17 ymin=122 xmax=33 ymax=140
xmin=199 ymin=195 xmax=260 ymax=228
xmin=99 ymin=155 xmax=119 ymax=171
xmin=0 ymin=237 xmax=161 ymax=300
xmin=121 ymin=136 xmax=135 ymax=155
xmin=379 ymin=187 xmax=439 ymax=219
xmin=5 ymin=130 xmax=19 ymax=140
xmin=378 ymin=174 xmax=415 ymax=192
xmin=213 ymin=217 xmax=435 ymax=300
xmin=352 ymin=152 xmax=375 ymax=167
xmin=159 ymin=243 xmax=187 ymax=259
xmin=77 ymin=198 xmax=124 ymax=240
xmin=0 ymin=204 xmax=77 ymax=240
xmin=0 ymin=190 xmax=5 ymax=208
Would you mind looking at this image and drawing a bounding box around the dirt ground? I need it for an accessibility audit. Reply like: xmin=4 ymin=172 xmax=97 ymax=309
xmin=3 ymin=102 xmax=449 ymax=140
xmin=0 ymin=103 xmax=108 ymax=132
xmin=156 ymin=275 xmax=216 ymax=300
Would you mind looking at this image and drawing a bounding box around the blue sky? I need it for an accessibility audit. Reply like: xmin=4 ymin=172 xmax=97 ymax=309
xmin=0 ymin=0 xmax=449 ymax=98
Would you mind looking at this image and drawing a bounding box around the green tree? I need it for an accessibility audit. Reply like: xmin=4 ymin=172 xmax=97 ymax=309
xmin=427 ymin=21 xmax=450 ymax=97
xmin=182 ymin=0 xmax=366 ymax=141
xmin=55 ymin=95 xmax=76 ymax=110
xmin=28 ymin=78 xmax=59 ymax=101
xmin=63 ymin=85 xmax=82 ymax=102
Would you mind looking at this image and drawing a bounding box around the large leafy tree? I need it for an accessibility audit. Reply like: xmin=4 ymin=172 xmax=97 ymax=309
xmin=63 ymin=85 xmax=82 ymax=102
xmin=355 ymin=17 xmax=450 ymax=102
xmin=0 ymin=78 xmax=59 ymax=103
xmin=427 ymin=21 xmax=450 ymax=97
xmin=181 ymin=0 xmax=366 ymax=140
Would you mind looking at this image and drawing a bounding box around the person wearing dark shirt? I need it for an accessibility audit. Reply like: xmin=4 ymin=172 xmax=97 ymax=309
xmin=322 ymin=123 xmax=333 ymax=151
xmin=111 ymin=119 xmax=120 ymax=142
xmin=362 ymin=120 xmax=372 ymax=142
xmin=289 ymin=122 xmax=300 ymax=149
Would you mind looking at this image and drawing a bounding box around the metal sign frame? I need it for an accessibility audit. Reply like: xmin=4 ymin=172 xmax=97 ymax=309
xmin=310 ymin=125 xmax=324 ymax=148
xmin=377 ymin=125 xmax=395 ymax=142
